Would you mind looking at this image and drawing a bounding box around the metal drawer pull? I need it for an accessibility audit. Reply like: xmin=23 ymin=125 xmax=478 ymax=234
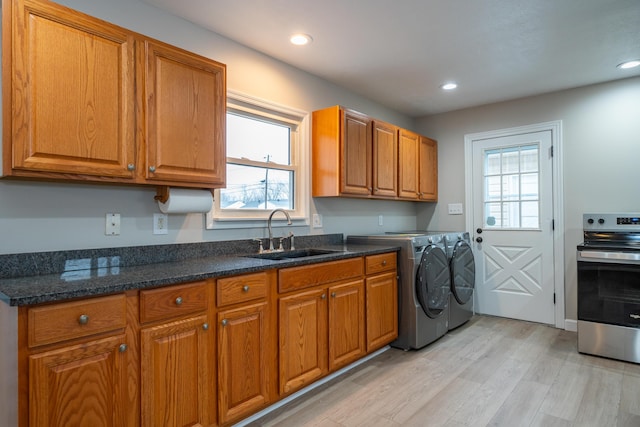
xmin=119 ymin=344 xmax=127 ymax=353
xmin=242 ymin=285 xmax=250 ymax=292
xmin=175 ymin=297 xmax=183 ymax=305
xmin=202 ymin=323 xmax=209 ymax=330
xmin=382 ymin=260 xmax=387 ymax=266
xmin=221 ymin=319 xmax=228 ymax=326
xmin=630 ymin=314 xmax=640 ymax=320
xmin=78 ymin=314 xmax=89 ymax=325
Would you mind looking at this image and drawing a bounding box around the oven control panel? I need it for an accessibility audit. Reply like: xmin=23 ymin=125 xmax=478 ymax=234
xmin=584 ymin=213 xmax=640 ymax=231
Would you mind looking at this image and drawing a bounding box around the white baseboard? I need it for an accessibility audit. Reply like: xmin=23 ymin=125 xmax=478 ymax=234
xmin=565 ymin=319 xmax=577 ymax=332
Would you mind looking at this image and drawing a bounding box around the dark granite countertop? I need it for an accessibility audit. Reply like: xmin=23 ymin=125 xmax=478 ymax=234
xmin=0 ymin=235 xmax=399 ymax=306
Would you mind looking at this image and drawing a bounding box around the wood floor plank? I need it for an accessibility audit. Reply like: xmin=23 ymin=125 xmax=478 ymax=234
xmin=537 ymin=360 xmax=589 ymax=421
xmin=572 ymin=366 xmax=622 ymax=427
xmin=486 ymin=379 xmax=550 ymax=426
xmin=402 ymin=377 xmax=481 ymax=426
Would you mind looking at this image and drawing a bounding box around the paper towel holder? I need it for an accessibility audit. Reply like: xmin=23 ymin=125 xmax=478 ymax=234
xmin=154 ymin=186 xmax=216 ymax=205
xmin=154 ymin=186 xmax=170 ymax=204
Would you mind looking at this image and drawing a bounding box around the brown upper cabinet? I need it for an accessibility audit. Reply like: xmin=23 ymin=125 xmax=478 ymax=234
xmin=2 ymin=0 xmax=226 ymax=189
xmin=312 ymin=105 xmax=437 ymax=201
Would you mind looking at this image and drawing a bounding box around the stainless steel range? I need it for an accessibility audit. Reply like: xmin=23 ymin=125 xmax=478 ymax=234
xmin=577 ymin=213 xmax=640 ymax=363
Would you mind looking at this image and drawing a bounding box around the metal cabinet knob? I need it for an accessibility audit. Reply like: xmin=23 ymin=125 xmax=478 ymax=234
xmin=202 ymin=323 xmax=209 ymax=331
xmin=127 ymin=164 xmax=135 ymax=171
xmin=382 ymin=260 xmax=387 ymax=266
xmin=321 ymin=294 xmax=326 ymax=299
xmin=221 ymin=319 xmax=228 ymax=326
xmin=476 ymin=237 xmax=483 ymax=243
xmin=242 ymin=285 xmax=250 ymax=293
xmin=78 ymin=314 xmax=89 ymax=325
xmin=175 ymin=297 xmax=183 ymax=305
xmin=118 ymin=344 xmax=127 ymax=353
xmin=149 ymin=166 xmax=156 ymax=173
xmin=331 ymin=292 xmax=336 ymax=298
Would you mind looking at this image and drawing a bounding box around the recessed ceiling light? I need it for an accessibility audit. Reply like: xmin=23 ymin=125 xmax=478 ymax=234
xmin=441 ymin=82 xmax=458 ymax=90
xmin=617 ymin=60 xmax=640 ymax=70
xmin=290 ymin=34 xmax=313 ymax=46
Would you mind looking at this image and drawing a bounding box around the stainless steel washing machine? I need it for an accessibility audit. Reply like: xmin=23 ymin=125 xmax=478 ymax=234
xmin=346 ymin=233 xmax=450 ymax=350
xmin=440 ymin=232 xmax=475 ymax=330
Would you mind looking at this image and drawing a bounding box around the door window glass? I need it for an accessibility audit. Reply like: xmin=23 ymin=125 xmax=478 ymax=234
xmin=483 ymin=144 xmax=540 ymax=229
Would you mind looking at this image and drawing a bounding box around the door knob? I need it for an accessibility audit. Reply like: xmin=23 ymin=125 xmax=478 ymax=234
xmin=476 ymin=237 xmax=483 ymax=243
xmin=476 ymin=228 xmax=483 ymax=234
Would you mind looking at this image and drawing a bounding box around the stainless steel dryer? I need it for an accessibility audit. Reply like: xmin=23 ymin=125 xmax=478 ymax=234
xmin=346 ymin=233 xmax=450 ymax=350
xmin=441 ymin=232 xmax=475 ymax=330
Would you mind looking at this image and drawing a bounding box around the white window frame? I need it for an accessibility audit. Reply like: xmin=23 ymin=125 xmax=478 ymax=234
xmin=206 ymin=90 xmax=310 ymax=229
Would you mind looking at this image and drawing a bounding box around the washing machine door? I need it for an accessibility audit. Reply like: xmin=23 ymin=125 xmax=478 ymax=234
xmin=450 ymin=240 xmax=475 ymax=304
xmin=415 ymin=245 xmax=451 ymax=318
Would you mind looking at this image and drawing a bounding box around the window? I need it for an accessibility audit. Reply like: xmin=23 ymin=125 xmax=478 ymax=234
xmin=483 ymin=144 xmax=540 ymax=229
xmin=206 ymin=91 xmax=309 ymax=229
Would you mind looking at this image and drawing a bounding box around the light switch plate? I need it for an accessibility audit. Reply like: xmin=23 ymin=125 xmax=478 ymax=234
xmin=312 ymin=213 xmax=323 ymax=228
xmin=448 ymin=203 xmax=463 ymax=215
xmin=105 ymin=213 xmax=121 ymax=235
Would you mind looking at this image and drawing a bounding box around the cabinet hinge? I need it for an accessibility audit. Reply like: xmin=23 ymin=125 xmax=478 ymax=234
xmin=550 ymin=145 xmax=554 ymax=157
xmin=552 ymin=219 xmax=555 ymax=230
xmin=553 ymin=293 xmax=556 ymax=304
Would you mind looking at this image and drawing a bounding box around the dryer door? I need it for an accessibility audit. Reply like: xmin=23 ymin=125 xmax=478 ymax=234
xmin=416 ymin=245 xmax=451 ymax=318
xmin=450 ymin=240 xmax=475 ymax=304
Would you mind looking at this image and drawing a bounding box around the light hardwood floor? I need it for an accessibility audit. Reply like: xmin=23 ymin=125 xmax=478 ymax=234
xmin=247 ymin=315 xmax=640 ymax=427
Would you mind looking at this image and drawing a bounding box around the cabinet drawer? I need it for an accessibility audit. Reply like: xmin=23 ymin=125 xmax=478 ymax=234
xmin=28 ymin=294 xmax=127 ymax=347
xmin=140 ymin=281 xmax=208 ymax=323
xmin=217 ymin=272 xmax=267 ymax=307
xmin=279 ymin=257 xmax=364 ymax=293
xmin=366 ymin=252 xmax=397 ymax=275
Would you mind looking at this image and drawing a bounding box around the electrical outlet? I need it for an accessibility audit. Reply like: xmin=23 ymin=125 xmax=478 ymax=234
xmin=153 ymin=213 xmax=168 ymax=235
xmin=312 ymin=213 xmax=323 ymax=228
xmin=448 ymin=203 xmax=463 ymax=215
xmin=105 ymin=213 xmax=121 ymax=236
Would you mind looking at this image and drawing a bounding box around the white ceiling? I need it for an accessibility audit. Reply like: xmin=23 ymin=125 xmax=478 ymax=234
xmin=142 ymin=0 xmax=640 ymax=117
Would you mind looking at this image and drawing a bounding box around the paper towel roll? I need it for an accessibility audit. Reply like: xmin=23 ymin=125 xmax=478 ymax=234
xmin=158 ymin=188 xmax=213 ymax=214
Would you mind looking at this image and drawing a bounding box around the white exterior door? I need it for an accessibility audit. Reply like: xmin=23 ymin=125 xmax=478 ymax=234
xmin=471 ymin=130 xmax=555 ymax=325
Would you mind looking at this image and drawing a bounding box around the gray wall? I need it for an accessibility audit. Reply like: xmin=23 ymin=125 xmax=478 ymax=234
xmin=415 ymin=76 xmax=640 ymax=321
xmin=0 ymin=0 xmax=419 ymax=255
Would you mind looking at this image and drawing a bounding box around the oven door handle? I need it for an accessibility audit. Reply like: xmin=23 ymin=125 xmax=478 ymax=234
xmin=578 ymin=250 xmax=640 ymax=264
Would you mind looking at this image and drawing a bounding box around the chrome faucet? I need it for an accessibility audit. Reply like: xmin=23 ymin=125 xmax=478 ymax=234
xmin=267 ymin=208 xmax=292 ymax=251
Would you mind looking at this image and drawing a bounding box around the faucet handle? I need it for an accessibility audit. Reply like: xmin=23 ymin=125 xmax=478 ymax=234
xmin=278 ymin=237 xmax=285 ymax=251
xmin=288 ymin=232 xmax=295 ymax=250
xmin=252 ymin=238 xmax=264 ymax=254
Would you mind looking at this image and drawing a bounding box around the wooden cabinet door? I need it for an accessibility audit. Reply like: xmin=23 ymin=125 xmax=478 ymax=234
xmin=366 ymin=272 xmax=398 ymax=352
xmin=372 ymin=120 xmax=398 ymax=198
xmin=278 ymin=288 xmax=328 ymax=395
xmin=328 ymin=280 xmax=365 ymax=371
xmin=28 ymin=334 xmax=129 ymax=427
xmin=398 ymin=129 xmax=420 ymax=199
xmin=140 ymin=315 xmax=214 ymax=427
xmin=144 ymin=40 xmax=226 ymax=186
xmin=10 ymin=0 xmax=135 ymax=178
xmin=218 ymin=301 xmax=269 ymax=424
xmin=341 ymin=109 xmax=372 ymax=195
xmin=419 ymin=136 xmax=438 ymax=201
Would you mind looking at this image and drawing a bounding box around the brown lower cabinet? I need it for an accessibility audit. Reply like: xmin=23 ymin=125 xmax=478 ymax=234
xmin=15 ymin=253 xmax=397 ymax=426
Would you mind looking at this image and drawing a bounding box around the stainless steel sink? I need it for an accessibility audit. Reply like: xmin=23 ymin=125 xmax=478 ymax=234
xmin=244 ymin=248 xmax=340 ymax=261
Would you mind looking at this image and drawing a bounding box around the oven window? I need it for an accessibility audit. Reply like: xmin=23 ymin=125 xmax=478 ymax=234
xmin=578 ymin=261 xmax=640 ymax=327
